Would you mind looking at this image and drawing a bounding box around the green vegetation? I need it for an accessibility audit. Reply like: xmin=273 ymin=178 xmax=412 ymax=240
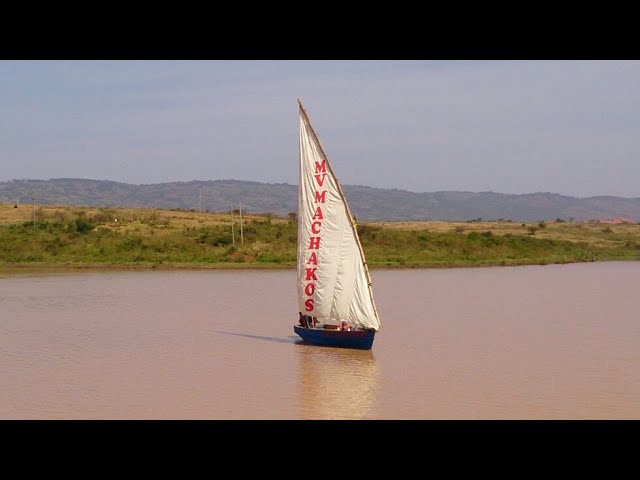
xmin=0 ymin=209 xmax=295 ymax=267
xmin=356 ymin=225 xmax=599 ymax=267
xmin=1 ymin=203 xmax=639 ymax=269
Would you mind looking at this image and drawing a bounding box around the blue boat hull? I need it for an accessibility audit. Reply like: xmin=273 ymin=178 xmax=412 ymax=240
xmin=293 ymin=325 xmax=376 ymax=350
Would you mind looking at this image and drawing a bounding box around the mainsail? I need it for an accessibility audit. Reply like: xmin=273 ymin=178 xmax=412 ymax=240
xmin=297 ymin=99 xmax=381 ymax=331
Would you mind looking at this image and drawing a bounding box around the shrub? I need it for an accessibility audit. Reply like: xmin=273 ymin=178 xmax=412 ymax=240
xmin=71 ymin=217 xmax=94 ymax=234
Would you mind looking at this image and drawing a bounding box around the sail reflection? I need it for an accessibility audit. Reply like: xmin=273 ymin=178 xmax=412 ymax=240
xmin=297 ymin=345 xmax=379 ymax=420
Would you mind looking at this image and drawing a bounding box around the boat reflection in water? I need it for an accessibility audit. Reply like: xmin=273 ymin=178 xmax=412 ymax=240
xmin=296 ymin=344 xmax=379 ymax=420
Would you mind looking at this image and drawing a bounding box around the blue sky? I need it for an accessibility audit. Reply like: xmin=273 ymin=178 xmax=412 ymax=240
xmin=1 ymin=60 xmax=638 ymax=197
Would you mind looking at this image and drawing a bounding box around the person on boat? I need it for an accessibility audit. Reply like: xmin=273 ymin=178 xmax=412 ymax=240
xmin=312 ymin=316 xmax=319 ymax=328
xmin=299 ymin=311 xmax=314 ymax=328
xmin=340 ymin=321 xmax=351 ymax=331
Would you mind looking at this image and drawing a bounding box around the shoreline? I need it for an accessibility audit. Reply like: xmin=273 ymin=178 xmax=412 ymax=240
xmin=4 ymin=205 xmax=640 ymax=273
xmin=2 ymin=256 xmax=637 ymax=274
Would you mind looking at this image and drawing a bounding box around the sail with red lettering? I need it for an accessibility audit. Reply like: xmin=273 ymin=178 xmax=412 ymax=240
xmin=296 ymin=99 xmax=381 ymax=333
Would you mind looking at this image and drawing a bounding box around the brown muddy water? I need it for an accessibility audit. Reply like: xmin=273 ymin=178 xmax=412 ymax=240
xmin=1 ymin=262 xmax=638 ymax=419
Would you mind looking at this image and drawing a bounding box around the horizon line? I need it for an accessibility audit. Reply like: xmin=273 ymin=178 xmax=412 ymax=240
xmin=1 ymin=177 xmax=638 ymax=200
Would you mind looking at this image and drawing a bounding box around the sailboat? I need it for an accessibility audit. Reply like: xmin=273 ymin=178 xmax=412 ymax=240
xmin=293 ymin=99 xmax=381 ymax=350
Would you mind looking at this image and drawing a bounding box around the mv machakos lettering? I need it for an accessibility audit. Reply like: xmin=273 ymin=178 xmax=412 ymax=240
xmin=304 ymin=160 xmax=327 ymax=312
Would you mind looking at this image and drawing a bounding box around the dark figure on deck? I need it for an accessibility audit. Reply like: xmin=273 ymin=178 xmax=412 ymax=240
xmin=299 ymin=312 xmax=313 ymax=328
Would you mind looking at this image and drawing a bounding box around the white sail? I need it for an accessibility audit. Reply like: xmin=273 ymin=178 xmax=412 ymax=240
xmin=297 ymin=100 xmax=381 ymax=331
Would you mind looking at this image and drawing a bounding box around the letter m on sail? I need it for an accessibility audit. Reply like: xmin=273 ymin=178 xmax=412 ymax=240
xmin=314 ymin=160 xmax=326 ymax=173
xmin=314 ymin=190 xmax=327 ymax=203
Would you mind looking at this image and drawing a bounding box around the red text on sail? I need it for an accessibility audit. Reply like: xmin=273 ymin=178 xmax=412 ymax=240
xmin=304 ymin=160 xmax=326 ymax=312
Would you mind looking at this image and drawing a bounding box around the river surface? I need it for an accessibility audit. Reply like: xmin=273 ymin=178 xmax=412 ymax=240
xmin=1 ymin=262 xmax=638 ymax=419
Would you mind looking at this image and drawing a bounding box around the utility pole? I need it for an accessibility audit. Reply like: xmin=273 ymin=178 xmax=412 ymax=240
xmin=239 ymin=201 xmax=244 ymax=245
xmin=231 ymin=208 xmax=235 ymax=247
xmin=32 ymin=196 xmax=36 ymax=232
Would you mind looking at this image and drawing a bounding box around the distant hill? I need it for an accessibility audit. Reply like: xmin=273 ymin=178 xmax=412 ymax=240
xmin=1 ymin=178 xmax=639 ymax=222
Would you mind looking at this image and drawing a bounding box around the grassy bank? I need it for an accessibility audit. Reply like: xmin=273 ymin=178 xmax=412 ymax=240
xmin=1 ymin=203 xmax=639 ymax=269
